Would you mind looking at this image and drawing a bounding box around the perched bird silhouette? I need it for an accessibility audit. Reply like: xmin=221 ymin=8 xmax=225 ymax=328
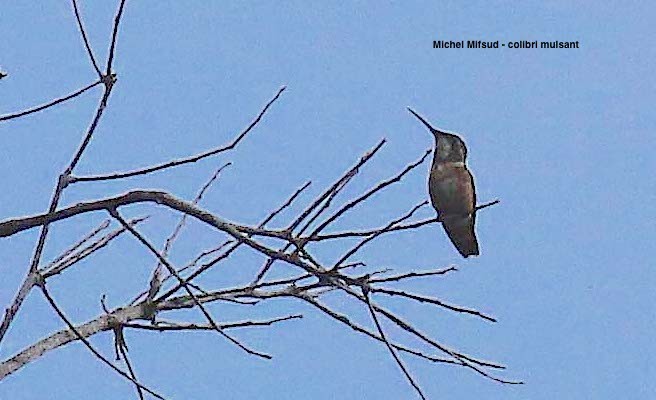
xmin=408 ymin=108 xmax=479 ymax=257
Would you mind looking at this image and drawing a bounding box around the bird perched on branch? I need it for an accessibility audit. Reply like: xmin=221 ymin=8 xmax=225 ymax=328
xmin=408 ymin=108 xmax=479 ymax=258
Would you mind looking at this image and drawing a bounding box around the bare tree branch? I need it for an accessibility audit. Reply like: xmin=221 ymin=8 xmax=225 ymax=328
xmin=252 ymin=139 xmax=386 ymax=284
xmin=363 ymin=289 xmax=427 ymax=400
xmin=310 ymin=199 xmax=498 ymax=242
xmin=0 ymin=191 xmax=288 ymax=241
xmin=2 ymin=72 xmax=124 ymax=349
xmin=367 ymin=300 xmax=522 ymax=384
xmin=43 ymin=219 xmax=111 ymax=269
xmin=70 ymin=87 xmax=286 ymax=183
xmin=131 ymin=239 xmax=234 ymax=305
xmin=290 ymin=140 xmax=387 ymax=235
xmin=105 ymin=0 xmax=127 ymax=75
xmin=42 ymin=216 xmax=148 ymax=278
xmin=38 ymin=282 xmax=166 ymax=399
xmin=0 ymin=80 xmax=102 ymax=122
xmin=158 ymin=162 xmax=231 ymax=264
xmin=333 ymin=201 xmax=428 ymax=268
xmin=475 ymin=199 xmax=500 ymax=212
xmin=309 ymin=148 xmax=431 ymax=238
xmin=115 ymin=329 xmax=146 ymax=400
xmin=110 ymin=210 xmax=272 ymax=360
xmin=367 ymin=266 xmax=458 ymax=283
xmin=71 ymin=0 xmax=102 ymax=77
xmin=124 ymin=314 xmax=303 ymax=332
xmin=138 ymin=163 xmax=232 ymax=302
xmin=154 ymin=180 xmax=312 ymax=301
xmin=371 ymin=287 xmax=497 ymax=322
xmin=310 ymin=217 xmax=438 ymax=241
xmin=295 ymin=293 xmax=458 ymax=366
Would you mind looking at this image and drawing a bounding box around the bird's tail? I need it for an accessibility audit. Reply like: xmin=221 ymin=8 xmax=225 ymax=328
xmin=442 ymin=214 xmax=479 ymax=258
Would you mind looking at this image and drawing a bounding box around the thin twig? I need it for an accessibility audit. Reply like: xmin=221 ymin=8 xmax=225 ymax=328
xmin=130 ymin=240 xmax=234 ymax=306
xmin=39 ymin=283 xmax=166 ymax=399
xmin=0 ymin=80 xmax=102 ymax=122
xmin=71 ymin=87 xmax=286 ymax=183
xmin=330 ymin=282 xmax=515 ymax=382
xmin=310 ymin=149 xmax=431 ymax=237
xmin=43 ymin=219 xmax=111 ymax=270
xmin=41 ymin=270 xmax=509 ymax=383
xmin=333 ymin=201 xmax=428 ymax=268
xmin=292 ymin=172 xmax=355 ymax=237
xmin=160 ymin=180 xmax=312 ymax=300
xmin=291 ymin=140 xmax=387 ymax=235
xmin=360 ymin=291 xmax=502 ymax=369
xmin=67 ymin=78 xmax=115 ymax=174
xmin=43 ymin=217 xmax=148 ymax=278
xmin=111 ymin=210 xmax=272 ymax=360
xmin=372 ymin=288 xmax=497 ymax=322
xmin=0 ymin=18 xmax=119 ymax=346
xmin=116 ymin=332 xmax=145 ymax=400
xmin=252 ymin=139 xmax=386 ymax=284
xmin=71 ymin=0 xmax=102 ymax=77
xmin=296 ymin=294 xmax=457 ymax=366
xmin=363 ymin=289 xmax=427 ymax=400
xmin=158 ymin=162 xmax=231 ymax=264
xmin=124 ymin=315 xmax=302 ymax=332
xmin=475 ymin=199 xmax=500 ymax=212
xmin=310 ymin=198 xmax=497 ymax=242
xmin=180 ymin=240 xmax=234 ymax=274
xmin=143 ymin=163 xmax=231 ymax=301
xmin=368 ymin=266 xmax=458 ymax=283
xmin=106 ymin=0 xmax=127 ymax=75
xmin=311 ymin=217 xmax=437 ymax=241
xmin=261 ymin=180 xmax=312 ymax=228
xmin=368 ymin=299 xmax=522 ymax=384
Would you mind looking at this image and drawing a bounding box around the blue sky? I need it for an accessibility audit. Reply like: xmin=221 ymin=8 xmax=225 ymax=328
xmin=1 ymin=1 xmax=654 ymax=399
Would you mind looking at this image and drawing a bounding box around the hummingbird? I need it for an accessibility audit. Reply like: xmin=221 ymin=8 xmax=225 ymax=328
xmin=408 ymin=108 xmax=479 ymax=258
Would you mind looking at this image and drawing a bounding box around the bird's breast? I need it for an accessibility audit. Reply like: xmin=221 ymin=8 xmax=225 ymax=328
xmin=428 ymin=163 xmax=475 ymax=215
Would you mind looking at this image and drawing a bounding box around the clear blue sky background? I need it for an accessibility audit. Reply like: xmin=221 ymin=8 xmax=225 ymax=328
xmin=1 ymin=1 xmax=654 ymax=399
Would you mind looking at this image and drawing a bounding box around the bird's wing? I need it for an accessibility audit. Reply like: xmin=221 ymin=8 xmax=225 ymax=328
xmin=434 ymin=166 xmax=479 ymax=257
xmin=442 ymin=214 xmax=479 ymax=257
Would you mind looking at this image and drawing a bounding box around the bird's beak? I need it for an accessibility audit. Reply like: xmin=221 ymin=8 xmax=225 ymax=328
xmin=407 ymin=107 xmax=440 ymax=138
